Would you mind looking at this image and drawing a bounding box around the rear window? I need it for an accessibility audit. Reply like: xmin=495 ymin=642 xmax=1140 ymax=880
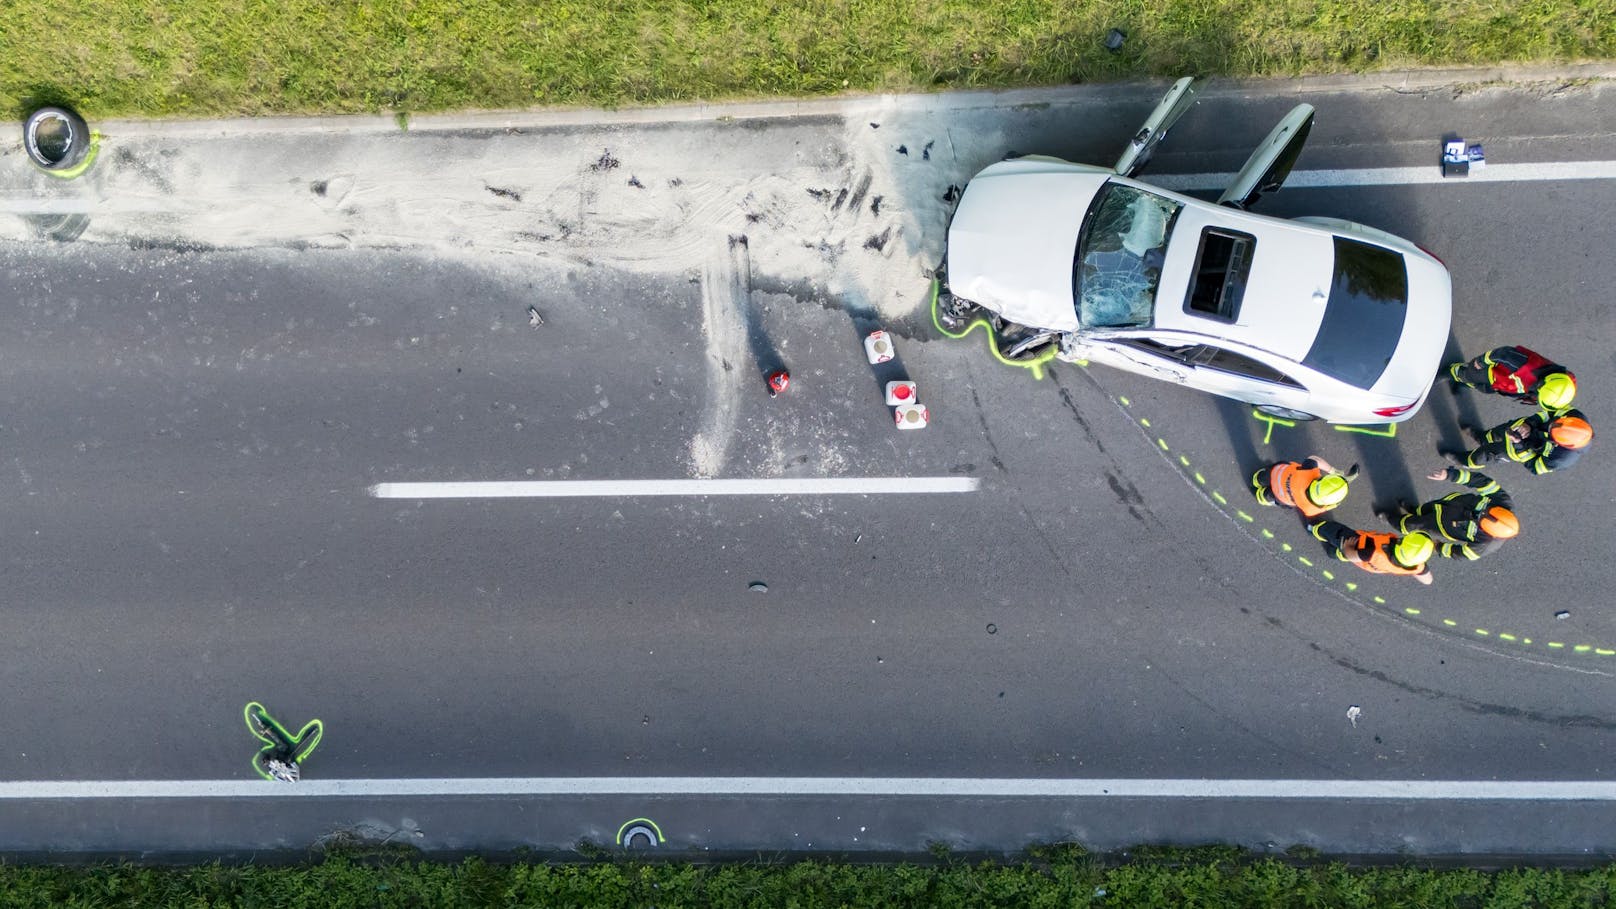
xmin=1301 ymin=238 xmax=1409 ymax=389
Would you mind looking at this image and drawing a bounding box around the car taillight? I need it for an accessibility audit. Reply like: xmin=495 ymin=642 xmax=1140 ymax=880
xmin=1413 ymin=242 xmax=1446 ymax=266
xmin=1373 ymin=403 xmax=1415 ymax=418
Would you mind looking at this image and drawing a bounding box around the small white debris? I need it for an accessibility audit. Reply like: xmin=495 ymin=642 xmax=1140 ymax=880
xmin=1346 ymin=705 xmax=1361 ymax=728
xmin=527 ymin=306 xmax=544 ymax=328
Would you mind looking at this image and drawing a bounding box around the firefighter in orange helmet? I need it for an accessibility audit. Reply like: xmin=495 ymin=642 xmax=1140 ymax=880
xmin=1385 ymin=467 xmax=1518 ymax=561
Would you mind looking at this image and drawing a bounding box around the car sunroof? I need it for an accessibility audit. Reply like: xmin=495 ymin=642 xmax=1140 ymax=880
xmin=1184 ymin=228 xmax=1254 ymax=322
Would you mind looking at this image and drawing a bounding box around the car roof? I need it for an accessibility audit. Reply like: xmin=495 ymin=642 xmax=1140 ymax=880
xmin=1148 ymin=193 xmax=1336 ymax=362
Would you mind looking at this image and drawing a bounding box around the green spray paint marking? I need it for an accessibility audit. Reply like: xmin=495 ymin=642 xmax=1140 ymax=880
xmin=929 ymin=280 xmax=1056 ymax=379
xmin=1212 ymin=491 xmax=1227 ymax=505
xmin=616 ymin=817 xmax=667 ymax=845
xmin=1249 ymin=408 xmax=1294 ymax=444
xmin=1297 ymin=556 xmax=1314 ymax=567
xmin=1442 ymin=619 xmax=1457 ymax=626
xmin=1236 ymin=510 xmax=1254 ymax=523
xmin=1499 ymin=633 xmax=1517 ymax=642
xmin=244 ymin=702 xmax=323 ymax=780
xmin=1335 ymin=422 xmax=1397 ymax=438
xmin=1345 ymin=582 xmax=1357 ymax=591
xmin=1321 ymin=570 xmax=1334 ymax=580
xmin=1403 ymin=607 xmax=1419 ymax=615
xmin=1260 ymin=528 xmax=1274 ymax=539
xmin=40 ymin=131 xmax=102 ymax=180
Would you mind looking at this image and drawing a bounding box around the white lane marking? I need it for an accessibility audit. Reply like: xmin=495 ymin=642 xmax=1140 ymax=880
xmin=1146 ymin=160 xmax=1616 ymax=193
xmin=4 ymin=777 xmax=1616 ymax=800
xmin=369 ymin=478 xmax=980 ymax=498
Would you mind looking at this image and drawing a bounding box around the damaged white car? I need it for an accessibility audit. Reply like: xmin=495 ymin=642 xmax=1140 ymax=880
xmin=938 ymin=77 xmax=1452 ymax=424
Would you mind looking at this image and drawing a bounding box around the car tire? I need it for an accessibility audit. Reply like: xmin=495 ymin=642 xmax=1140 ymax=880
xmin=1255 ymin=404 xmax=1319 ymax=421
xmin=24 ymin=106 xmax=92 ymax=171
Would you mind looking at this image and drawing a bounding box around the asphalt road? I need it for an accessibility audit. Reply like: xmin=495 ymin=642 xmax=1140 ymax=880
xmin=2 ymin=70 xmax=1616 ymax=857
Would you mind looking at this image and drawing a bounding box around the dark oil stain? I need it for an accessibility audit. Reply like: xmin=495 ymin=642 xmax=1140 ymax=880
xmin=870 ymin=195 xmax=883 ymax=216
xmin=627 ymin=176 xmax=644 ymax=189
xmin=863 ymin=227 xmax=892 ymax=252
xmin=896 ymin=145 xmax=908 ymax=155
xmin=591 ymin=150 xmax=620 ymax=171
xmin=485 ymin=184 xmax=522 ymax=202
xmin=922 ymin=140 xmax=935 ymax=160
xmin=942 ymin=185 xmax=961 ymax=204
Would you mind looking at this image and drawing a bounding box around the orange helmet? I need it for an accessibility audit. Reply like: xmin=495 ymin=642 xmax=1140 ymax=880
xmin=1478 ymin=506 xmax=1519 ymax=539
xmin=1549 ymin=415 xmax=1593 ymax=449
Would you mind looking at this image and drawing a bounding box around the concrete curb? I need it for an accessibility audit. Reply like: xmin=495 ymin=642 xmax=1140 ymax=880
xmin=86 ymin=63 xmax=1616 ymax=139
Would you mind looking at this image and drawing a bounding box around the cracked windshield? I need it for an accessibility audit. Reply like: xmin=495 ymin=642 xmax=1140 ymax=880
xmin=1075 ymin=182 xmax=1182 ymax=328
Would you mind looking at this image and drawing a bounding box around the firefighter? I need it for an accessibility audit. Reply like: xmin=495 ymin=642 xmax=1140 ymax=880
xmin=1251 ymin=456 xmax=1358 ymax=518
xmin=1308 ymin=521 xmax=1435 ymax=585
xmin=1387 ymin=467 xmax=1518 ymax=561
xmin=1447 ymin=345 xmax=1576 ymax=408
xmin=1458 ymin=407 xmax=1593 ymax=475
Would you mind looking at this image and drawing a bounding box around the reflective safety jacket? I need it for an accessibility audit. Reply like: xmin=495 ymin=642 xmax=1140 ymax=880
xmin=1483 ymin=346 xmax=1567 ymax=403
xmin=1348 ymin=530 xmax=1429 ymax=577
xmin=1421 ymin=468 xmax=1513 ymax=560
xmin=1266 ymin=459 xmax=1333 ymax=517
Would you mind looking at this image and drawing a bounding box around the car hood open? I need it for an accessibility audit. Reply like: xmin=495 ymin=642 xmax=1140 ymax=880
xmin=945 ymin=166 xmax=1111 ymax=333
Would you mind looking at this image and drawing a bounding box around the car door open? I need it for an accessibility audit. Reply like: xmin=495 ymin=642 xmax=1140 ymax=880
xmin=1112 ymin=77 xmax=1198 ymax=178
xmin=1217 ymin=104 xmax=1315 ymax=210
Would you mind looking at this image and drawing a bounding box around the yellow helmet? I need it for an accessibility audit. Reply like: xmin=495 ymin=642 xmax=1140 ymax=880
xmin=1308 ymin=474 xmax=1349 ymax=508
xmin=1395 ymin=532 xmax=1434 ymax=566
xmin=1538 ymin=372 xmax=1576 ymax=409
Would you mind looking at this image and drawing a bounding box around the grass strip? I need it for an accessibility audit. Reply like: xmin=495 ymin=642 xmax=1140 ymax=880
xmin=3 ymin=0 xmax=1613 ymax=119
xmin=3 ymin=848 xmax=1616 ymax=907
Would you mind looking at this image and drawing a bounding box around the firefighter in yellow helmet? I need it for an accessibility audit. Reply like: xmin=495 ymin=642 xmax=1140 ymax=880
xmin=1384 ymin=467 xmax=1518 ymax=561
xmin=1251 ymin=456 xmax=1358 ymax=518
xmin=1457 ymin=407 xmax=1592 ymax=476
xmin=1308 ymin=521 xmax=1435 ymax=585
xmin=1447 ymin=345 xmax=1576 ymax=408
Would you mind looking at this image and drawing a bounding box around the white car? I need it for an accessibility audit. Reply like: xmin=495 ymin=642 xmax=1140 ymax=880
xmin=939 ymin=78 xmax=1452 ymax=424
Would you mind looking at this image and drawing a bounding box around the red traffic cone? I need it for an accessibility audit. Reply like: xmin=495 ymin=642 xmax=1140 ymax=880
xmin=767 ymin=370 xmax=791 ymax=397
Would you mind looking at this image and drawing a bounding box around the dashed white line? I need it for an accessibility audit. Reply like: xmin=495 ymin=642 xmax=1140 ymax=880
xmin=4 ymin=777 xmax=1616 ymax=800
xmin=1146 ymin=160 xmax=1616 ymax=193
xmin=369 ymin=478 xmax=980 ymax=498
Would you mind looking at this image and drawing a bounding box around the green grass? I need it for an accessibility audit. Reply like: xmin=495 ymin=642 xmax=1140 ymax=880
xmin=2 ymin=0 xmax=1612 ymax=119
xmin=3 ymin=849 xmax=1616 ymax=907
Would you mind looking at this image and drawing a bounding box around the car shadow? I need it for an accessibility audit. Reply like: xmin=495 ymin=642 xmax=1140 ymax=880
xmin=1421 ymin=332 xmax=1485 ymax=458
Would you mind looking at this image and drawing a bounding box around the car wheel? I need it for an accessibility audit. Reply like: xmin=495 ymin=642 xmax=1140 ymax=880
xmin=24 ymin=106 xmax=92 ymax=171
xmin=1255 ymin=404 xmax=1319 ymax=421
